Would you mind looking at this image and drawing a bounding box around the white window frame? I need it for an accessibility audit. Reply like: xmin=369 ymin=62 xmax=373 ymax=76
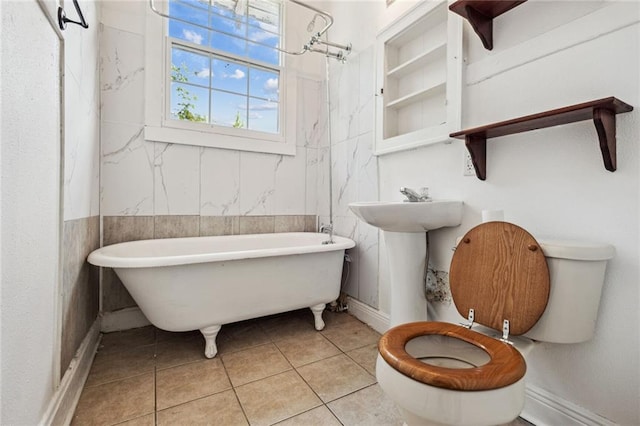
xmin=144 ymin=0 xmax=297 ymax=156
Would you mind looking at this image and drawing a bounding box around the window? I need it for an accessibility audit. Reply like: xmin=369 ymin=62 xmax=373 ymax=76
xmin=145 ymin=0 xmax=297 ymax=155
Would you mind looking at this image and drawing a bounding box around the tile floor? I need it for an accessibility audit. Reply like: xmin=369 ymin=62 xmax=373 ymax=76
xmin=72 ymin=309 xmax=533 ymax=426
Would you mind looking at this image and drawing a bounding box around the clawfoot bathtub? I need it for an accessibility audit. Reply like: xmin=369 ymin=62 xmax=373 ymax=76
xmin=88 ymin=232 xmax=355 ymax=358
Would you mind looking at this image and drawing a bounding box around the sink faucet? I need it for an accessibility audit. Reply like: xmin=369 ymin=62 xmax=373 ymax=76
xmin=400 ymin=187 xmax=431 ymax=202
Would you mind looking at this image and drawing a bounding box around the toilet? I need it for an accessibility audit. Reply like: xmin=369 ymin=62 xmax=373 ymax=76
xmin=376 ymin=221 xmax=614 ymax=426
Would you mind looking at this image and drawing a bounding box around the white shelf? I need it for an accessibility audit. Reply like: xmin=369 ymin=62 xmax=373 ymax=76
xmin=387 ymin=43 xmax=446 ymax=79
xmin=385 ymin=80 xmax=446 ymax=110
xmin=374 ymin=0 xmax=462 ymax=155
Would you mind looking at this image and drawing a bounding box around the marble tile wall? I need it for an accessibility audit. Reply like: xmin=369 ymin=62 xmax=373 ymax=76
xmin=61 ymin=216 xmax=100 ymax=374
xmin=99 ymin=23 xmax=325 ymax=220
xmin=64 ymin=0 xmax=100 ymax=221
xmin=319 ymin=46 xmax=380 ymax=309
xmin=102 ymin=215 xmax=318 ymax=312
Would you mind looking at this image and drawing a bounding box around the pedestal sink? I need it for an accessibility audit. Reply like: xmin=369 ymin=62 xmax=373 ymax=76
xmin=349 ymin=200 xmax=463 ymax=327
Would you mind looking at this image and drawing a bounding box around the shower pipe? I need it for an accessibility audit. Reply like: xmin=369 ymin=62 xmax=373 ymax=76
xmin=322 ymin=55 xmax=335 ymax=245
xmin=149 ymin=0 xmax=352 ymax=61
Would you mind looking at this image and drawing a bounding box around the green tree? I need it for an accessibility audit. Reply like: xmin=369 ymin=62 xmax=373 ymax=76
xmin=232 ymin=111 xmax=244 ymax=128
xmin=171 ymin=63 xmax=207 ymax=123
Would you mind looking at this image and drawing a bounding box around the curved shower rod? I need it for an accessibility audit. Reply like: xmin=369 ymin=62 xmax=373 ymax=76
xmin=149 ymin=0 xmax=351 ymax=60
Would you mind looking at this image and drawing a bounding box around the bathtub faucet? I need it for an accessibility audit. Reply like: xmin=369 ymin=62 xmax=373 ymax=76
xmin=400 ymin=187 xmax=431 ymax=202
xmin=320 ymin=223 xmax=334 ymax=245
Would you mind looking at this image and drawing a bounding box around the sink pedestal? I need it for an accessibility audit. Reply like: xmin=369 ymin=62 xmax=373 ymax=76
xmin=348 ymin=200 xmax=463 ymax=328
xmin=384 ymin=231 xmax=428 ymax=327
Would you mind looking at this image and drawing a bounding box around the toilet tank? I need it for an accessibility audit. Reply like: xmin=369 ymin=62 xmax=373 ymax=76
xmin=523 ymin=240 xmax=615 ymax=344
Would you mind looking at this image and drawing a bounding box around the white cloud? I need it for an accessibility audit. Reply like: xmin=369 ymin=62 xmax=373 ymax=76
xmin=264 ymin=78 xmax=278 ymax=92
xmin=195 ymin=68 xmax=212 ymax=78
xmin=249 ymin=112 xmax=263 ymax=119
xmin=248 ymin=102 xmax=278 ymax=111
xmin=182 ymin=29 xmax=203 ymax=45
xmin=227 ymin=69 xmax=245 ymax=79
xmin=250 ymin=30 xmax=278 ymax=43
xmin=256 ymin=21 xmax=278 ymax=34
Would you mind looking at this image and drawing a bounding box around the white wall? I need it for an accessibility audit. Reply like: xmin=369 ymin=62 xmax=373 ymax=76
xmin=1 ymin=0 xmax=101 ymax=422
xmin=100 ymin=1 xmax=328 ymax=218
xmin=1 ymin=1 xmax=62 ymax=422
xmin=325 ymin=0 xmax=639 ymax=424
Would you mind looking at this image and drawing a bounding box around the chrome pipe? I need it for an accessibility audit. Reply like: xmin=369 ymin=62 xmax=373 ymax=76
xmin=324 ymin=55 xmax=335 ymax=244
xmin=308 ymin=46 xmax=345 ymax=62
xmin=148 ymin=0 xmax=349 ymax=61
xmin=149 ymin=0 xmax=308 ymax=56
xmin=314 ymin=39 xmax=352 ymax=54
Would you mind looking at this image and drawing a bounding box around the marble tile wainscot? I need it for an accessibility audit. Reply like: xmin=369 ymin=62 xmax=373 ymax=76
xmin=61 ymin=216 xmax=101 ymax=374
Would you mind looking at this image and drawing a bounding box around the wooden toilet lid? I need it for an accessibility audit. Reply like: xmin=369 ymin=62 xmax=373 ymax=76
xmin=450 ymin=222 xmax=550 ymax=335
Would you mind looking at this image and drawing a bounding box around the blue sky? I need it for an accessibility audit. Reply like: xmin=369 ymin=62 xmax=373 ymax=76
xmin=168 ymin=0 xmax=280 ymax=133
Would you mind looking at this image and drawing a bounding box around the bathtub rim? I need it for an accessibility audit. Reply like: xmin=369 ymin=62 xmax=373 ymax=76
xmin=88 ymin=232 xmax=355 ymax=268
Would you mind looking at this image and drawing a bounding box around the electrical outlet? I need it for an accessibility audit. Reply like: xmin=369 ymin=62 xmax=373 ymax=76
xmin=463 ymin=152 xmax=475 ymax=176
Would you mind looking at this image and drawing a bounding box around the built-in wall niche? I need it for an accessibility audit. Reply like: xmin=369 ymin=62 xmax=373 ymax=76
xmin=375 ymin=1 xmax=462 ymax=155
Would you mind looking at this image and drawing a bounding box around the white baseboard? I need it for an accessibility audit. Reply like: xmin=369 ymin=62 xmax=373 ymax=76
xmin=101 ymin=307 xmax=151 ymax=333
xmin=521 ymin=384 xmax=616 ymax=426
xmin=346 ymin=297 xmax=390 ymax=334
xmin=346 ymin=298 xmax=615 ymax=425
xmin=41 ymin=319 xmax=101 ymax=426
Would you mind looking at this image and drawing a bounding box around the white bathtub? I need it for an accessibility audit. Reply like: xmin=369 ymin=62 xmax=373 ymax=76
xmin=88 ymin=232 xmax=355 ymax=358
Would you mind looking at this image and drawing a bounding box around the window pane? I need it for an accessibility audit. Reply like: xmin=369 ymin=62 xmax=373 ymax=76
xmin=167 ymin=0 xmax=283 ymax=136
xmin=248 ymin=97 xmax=278 ymax=133
xmin=210 ymin=31 xmax=247 ymax=56
xmin=248 ymin=6 xmax=279 ymax=33
xmin=171 ymin=83 xmax=210 ymax=122
xmin=212 ymin=59 xmax=248 ymax=95
xmin=249 ymin=68 xmax=278 ymax=101
xmin=213 ymin=0 xmax=240 ymax=18
xmin=248 ymin=20 xmax=278 ymax=36
xmin=170 ymin=20 xmax=209 ymax=46
xmin=250 ymin=0 xmax=280 ymax=18
xmin=247 ymin=42 xmax=279 ymax=65
xmin=247 ymin=26 xmax=279 ymax=47
xmin=172 ymin=48 xmax=211 ymax=87
xmin=211 ymin=90 xmax=247 ymax=128
xmin=169 ymin=1 xmax=208 ymax=28
xmin=210 ymin=14 xmax=246 ymax=38
xmin=169 ymin=0 xmax=281 ymax=65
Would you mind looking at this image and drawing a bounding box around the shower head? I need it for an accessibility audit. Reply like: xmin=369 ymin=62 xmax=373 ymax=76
xmin=306 ymin=14 xmax=317 ymax=32
xmin=307 ymin=13 xmax=322 ymax=32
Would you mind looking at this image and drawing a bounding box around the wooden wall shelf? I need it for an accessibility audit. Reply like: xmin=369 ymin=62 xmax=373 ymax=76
xmin=449 ymin=0 xmax=527 ymax=50
xmin=450 ymin=97 xmax=634 ymax=180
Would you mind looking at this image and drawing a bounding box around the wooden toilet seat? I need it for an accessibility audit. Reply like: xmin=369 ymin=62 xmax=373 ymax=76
xmin=379 ymin=322 xmax=526 ymax=391
xmin=378 ymin=222 xmax=550 ymax=391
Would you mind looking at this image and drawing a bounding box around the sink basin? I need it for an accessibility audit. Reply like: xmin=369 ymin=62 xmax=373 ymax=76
xmin=349 ymin=200 xmax=463 ymax=233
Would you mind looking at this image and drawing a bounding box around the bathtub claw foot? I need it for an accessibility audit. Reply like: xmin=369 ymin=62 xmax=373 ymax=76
xmin=200 ymin=325 xmax=222 ymax=358
xmin=310 ymin=303 xmax=326 ymax=331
